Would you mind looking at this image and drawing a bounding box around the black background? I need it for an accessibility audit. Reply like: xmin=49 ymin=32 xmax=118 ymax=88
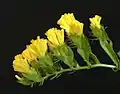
xmin=1 ymin=0 xmax=120 ymax=94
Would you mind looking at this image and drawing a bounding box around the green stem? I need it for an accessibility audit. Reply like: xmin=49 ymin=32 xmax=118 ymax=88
xmin=43 ymin=64 xmax=116 ymax=80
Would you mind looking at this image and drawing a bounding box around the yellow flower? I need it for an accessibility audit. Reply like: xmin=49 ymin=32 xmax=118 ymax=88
xmin=57 ymin=13 xmax=75 ymax=30
xmin=13 ymin=54 xmax=30 ymax=73
xmin=57 ymin=13 xmax=84 ymax=36
xmin=89 ymin=15 xmax=102 ymax=29
xmin=27 ymin=36 xmax=47 ymax=56
xmin=45 ymin=28 xmax=64 ymax=47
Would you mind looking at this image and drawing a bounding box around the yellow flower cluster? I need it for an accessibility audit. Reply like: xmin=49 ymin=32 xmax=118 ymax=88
xmin=13 ymin=36 xmax=47 ymax=73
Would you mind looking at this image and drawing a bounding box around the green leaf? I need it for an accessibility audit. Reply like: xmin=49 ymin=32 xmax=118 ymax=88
xmin=23 ymin=69 xmax=43 ymax=82
xmin=59 ymin=45 xmax=78 ymax=68
xmin=89 ymin=52 xmax=100 ymax=64
xmin=117 ymin=51 xmax=120 ymax=58
xmin=17 ymin=77 xmax=33 ymax=86
xmin=100 ymin=39 xmax=119 ymax=70
xmin=39 ymin=55 xmax=55 ymax=74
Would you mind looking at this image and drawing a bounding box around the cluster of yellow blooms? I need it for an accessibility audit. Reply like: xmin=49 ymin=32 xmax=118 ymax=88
xmin=13 ymin=37 xmax=47 ymax=71
xmin=13 ymin=13 xmax=102 ymax=82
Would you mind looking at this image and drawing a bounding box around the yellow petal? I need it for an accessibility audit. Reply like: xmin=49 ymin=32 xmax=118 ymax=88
xmin=69 ymin=20 xmax=84 ymax=35
xmin=45 ymin=28 xmax=59 ymax=45
xmin=27 ymin=44 xmax=40 ymax=56
xmin=22 ymin=48 xmax=37 ymax=62
xmin=37 ymin=38 xmax=47 ymax=56
xmin=55 ymin=29 xmax=64 ymax=44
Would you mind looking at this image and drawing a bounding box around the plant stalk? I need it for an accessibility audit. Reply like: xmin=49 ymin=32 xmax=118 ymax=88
xmin=43 ymin=64 xmax=116 ymax=80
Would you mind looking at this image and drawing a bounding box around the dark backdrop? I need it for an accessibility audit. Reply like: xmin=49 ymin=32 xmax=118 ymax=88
xmin=1 ymin=0 xmax=120 ymax=94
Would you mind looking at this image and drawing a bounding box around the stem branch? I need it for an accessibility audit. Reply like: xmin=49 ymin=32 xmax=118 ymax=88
xmin=43 ymin=64 xmax=116 ymax=80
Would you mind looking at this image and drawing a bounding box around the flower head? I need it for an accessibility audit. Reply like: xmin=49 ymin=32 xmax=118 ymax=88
xmin=13 ymin=54 xmax=31 ymax=73
xmin=27 ymin=36 xmax=47 ymax=57
xmin=69 ymin=20 xmax=84 ymax=35
xmin=89 ymin=15 xmax=102 ymax=29
xmin=45 ymin=28 xmax=64 ymax=47
xmin=57 ymin=13 xmax=84 ymax=36
xmin=57 ymin=13 xmax=75 ymax=30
